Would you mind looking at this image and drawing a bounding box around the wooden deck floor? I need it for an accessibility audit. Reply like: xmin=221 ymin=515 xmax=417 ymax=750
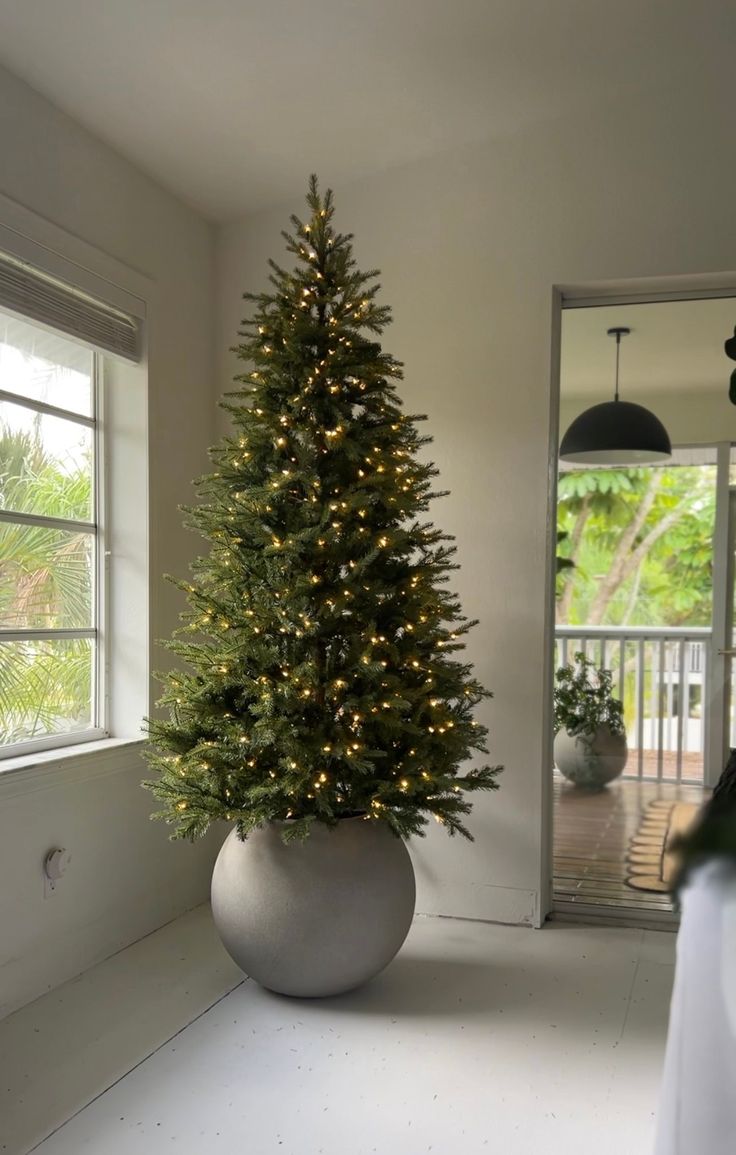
xmin=553 ymin=773 xmax=708 ymax=918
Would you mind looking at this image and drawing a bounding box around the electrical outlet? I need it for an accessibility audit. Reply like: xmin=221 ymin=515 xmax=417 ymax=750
xmin=43 ymin=847 xmax=71 ymax=898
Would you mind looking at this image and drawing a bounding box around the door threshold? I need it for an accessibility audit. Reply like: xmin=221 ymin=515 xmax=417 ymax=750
xmin=550 ymin=900 xmax=679 ymax=932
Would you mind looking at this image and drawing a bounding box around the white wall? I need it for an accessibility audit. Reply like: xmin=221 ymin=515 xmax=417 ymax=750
xmin=217 ymin=74 xmax=736 ymax=926
xmin=0 ymin=65 xmax=220 ymax=1016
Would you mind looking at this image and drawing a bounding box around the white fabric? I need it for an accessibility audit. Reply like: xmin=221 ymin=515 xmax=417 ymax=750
xmin=655 ymin=862 xmax=736 ymax=1155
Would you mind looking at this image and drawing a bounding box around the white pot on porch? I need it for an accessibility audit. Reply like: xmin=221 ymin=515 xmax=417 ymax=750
xmin=554 ymin=725 xmax=627 ymax=788
xmin=211 ymin=816 xmax=416 ymax=998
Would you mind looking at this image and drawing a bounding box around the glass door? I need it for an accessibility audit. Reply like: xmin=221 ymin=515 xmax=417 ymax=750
xmin=710 ymin=462 xmax=736 ymax=788
xmin=557 ymin=444 xmax=721 ymax=787
xmin=553 ymin=443 xmax=723 ymax=918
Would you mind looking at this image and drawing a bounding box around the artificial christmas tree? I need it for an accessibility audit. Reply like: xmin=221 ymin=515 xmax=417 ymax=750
xmin=144 ymin=177 xmax=500 ymax=994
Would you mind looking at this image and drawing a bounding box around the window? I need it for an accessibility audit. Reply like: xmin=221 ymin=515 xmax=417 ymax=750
xmin=0 ymin=310 xmax=105 ymax=754
xmin=0 ymin=244 xmax=144 ymax=760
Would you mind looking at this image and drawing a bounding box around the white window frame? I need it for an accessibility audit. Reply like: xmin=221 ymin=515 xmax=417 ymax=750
xmin=0 ymin=192 xmax=151 ymax=779
xmin=0 ymin=341 xmax=109 ymax=757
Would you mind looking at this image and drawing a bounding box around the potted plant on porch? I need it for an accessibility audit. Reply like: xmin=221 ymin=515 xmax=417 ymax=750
xmin=144 ymin=177 xmax=501 ymax=998
xmin=553 ymin=652 xmax=627 ymax=788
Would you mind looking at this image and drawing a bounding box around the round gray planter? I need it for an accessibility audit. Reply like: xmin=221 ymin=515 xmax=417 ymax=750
xmin=211 ymin=816 xmax=416 ymax=998
xmin=554 ymin=725 xmax=627 ymax=788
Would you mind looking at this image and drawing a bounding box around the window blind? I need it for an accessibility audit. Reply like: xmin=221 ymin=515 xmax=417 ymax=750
xmin=0 ymin=250 xmax=141 ymax=362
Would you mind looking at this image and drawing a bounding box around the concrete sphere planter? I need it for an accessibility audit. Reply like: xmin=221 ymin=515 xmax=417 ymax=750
xmin=211 ymin=816 xmax=416 ymax=997
xmin=554 ymin=725 xmax=627 ymax=788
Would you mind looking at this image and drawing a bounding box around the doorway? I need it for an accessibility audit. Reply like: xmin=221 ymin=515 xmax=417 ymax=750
xmin=550 ymin=294 xmax=736 ymax=922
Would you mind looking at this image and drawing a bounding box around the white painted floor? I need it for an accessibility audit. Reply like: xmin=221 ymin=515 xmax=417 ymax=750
xmin=1 ymin=907 xmax=676 ymax=1155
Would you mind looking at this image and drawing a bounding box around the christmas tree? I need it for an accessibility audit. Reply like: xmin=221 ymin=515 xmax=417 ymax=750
xmin=144 ymin=177 xmax=500 ymax=842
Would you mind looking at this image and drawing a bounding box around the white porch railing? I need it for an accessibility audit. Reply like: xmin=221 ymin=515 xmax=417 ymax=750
xmin=555 ymin=626 xmax=713 ymax=784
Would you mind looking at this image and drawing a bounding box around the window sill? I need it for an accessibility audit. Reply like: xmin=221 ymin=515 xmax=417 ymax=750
xmin=0 ymin=737 xmax=146 ymax=798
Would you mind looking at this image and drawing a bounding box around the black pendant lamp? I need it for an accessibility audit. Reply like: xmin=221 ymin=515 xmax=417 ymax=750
xmin=559 ymin=327 xmax=671 ymax=464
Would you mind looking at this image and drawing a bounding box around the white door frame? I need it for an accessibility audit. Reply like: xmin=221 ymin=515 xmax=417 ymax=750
xmin=704 ymin=446 xmax=735 ymax=787
xmin=544 ymin=273 xmax=736 ymax=923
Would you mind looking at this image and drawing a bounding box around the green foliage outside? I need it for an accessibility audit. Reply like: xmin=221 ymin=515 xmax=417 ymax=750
xmin=144 ymin=177 xmax=500 ymax=844
xmin=0 ymin=424 xmax=93 ymax=743
xmin=556 ymin=465 xmax=716 ymax=628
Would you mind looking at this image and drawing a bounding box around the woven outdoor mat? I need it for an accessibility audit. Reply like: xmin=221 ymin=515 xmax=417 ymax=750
xmin=626 ymin=799 xmax=700 ymax=893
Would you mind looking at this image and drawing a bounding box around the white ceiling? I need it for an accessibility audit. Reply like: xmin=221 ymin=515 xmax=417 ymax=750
xmin=0 ymin=0 xmax=731 ymax=221
xmin=561 ymin=298 xmax=736 ymax=399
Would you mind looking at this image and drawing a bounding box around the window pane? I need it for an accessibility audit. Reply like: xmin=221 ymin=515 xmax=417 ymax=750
xmin=557 ymin=459 xmax=717 ymax=628
xmin=0 ymin=399 xmax=93 ymax=521
xmin=0 ymin=308 xmax=93 ymax=416
xmin=0 ymin=523 xmax=94 ymax=628
xmin=0 ymin=636 xmax=94 ymax=745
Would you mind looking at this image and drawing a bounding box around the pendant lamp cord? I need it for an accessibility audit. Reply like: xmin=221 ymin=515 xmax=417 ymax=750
xmin=614 ymin=330 xmax=621 ymax=403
